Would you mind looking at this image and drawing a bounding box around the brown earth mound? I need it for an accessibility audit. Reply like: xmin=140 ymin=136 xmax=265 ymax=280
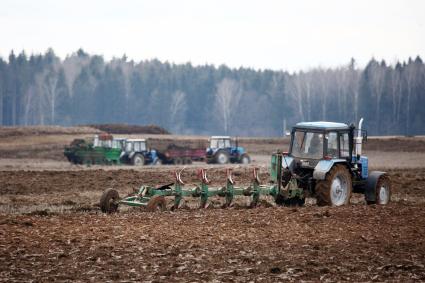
xmin=0 ymin=126 xmax=100 ymax=138
xmin=85 ymin=124 xmax=170 ymax=135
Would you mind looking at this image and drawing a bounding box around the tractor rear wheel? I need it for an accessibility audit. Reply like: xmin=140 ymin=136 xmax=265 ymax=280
xmin=132 ymin=154 xmax=145 ymax=166
xmin=100 ymin=188 xmax=120 ymax=213
xmin=215 ymin=151 xmax=229 ymax=164
xmin=315 ymin=164 xmax=352 ymax=206
xmin=367 ymin=174 xmax=391 ymax=205
xmin=146 ymin=195 xmax=166 ymax=212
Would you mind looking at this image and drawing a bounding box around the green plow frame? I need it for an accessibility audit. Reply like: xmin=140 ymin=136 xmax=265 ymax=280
xmin=100 ymin=152 xmax=304 ymax=213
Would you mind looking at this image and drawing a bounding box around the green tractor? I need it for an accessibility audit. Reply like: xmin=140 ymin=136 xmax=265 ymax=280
xmin=272 ymin=118 xmax=391 ymax=206
xmin=64 ymin=134 xmax=124 ymax=165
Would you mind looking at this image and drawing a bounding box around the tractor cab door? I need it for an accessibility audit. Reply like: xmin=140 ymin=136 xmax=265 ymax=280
xmin=325 ymin=131 xmax=351 ymax=160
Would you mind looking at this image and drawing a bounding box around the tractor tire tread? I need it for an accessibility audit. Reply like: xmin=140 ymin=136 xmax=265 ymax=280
xmin=315 ymin=164 xmax=352 ymax=206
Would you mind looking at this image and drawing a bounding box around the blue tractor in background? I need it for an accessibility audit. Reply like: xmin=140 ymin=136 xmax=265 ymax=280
xmin=206 ymin=136 xmax=251 ymax=164
xmin=120 ymin=139 xmax=161 ymax=166
xmin=273 ymin=118 xmax=391 ymax=206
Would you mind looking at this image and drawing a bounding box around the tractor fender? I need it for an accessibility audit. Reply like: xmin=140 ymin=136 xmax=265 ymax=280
xmin=364 ymin=171 xmax=387 ymax=202
xmin=313 ymin=159 xmax=347 ymax=180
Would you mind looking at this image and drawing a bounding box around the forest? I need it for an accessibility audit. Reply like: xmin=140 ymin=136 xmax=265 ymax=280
xmin=0 ymin=49 xmax=424 ymax=136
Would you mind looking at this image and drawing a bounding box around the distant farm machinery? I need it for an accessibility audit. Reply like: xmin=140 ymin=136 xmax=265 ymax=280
xmin=100 ymin=118 xmax=392 ymax=213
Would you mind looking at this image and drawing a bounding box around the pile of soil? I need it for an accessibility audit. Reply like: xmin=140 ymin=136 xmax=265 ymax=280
xmin=85 ymin=124 xmax=170 ymax=135
xmin=0 ymin=126 xmax=100 ymax=138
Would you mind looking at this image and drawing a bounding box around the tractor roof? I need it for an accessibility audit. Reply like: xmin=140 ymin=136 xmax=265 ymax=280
xmin=210 ymin=136 xmax=231 ymax=139
xmin=294 ymin=121 xmax=350 ymax=131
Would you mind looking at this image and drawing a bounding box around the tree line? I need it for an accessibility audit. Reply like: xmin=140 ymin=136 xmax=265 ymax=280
xmin=0 ymin=49 xmax=424 ymax=136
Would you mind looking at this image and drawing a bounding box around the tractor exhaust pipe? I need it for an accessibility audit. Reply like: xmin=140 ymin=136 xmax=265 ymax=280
xmin=356 ymin=118 xmax=364 ymax=156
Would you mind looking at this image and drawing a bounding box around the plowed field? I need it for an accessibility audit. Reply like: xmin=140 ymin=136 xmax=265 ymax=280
xmin=0 ymin=127 xmax=424 ymax=282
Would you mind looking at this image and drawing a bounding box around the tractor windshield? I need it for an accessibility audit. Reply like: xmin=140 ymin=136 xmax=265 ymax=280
xmin=291 ymin=131 xmax=323 ymax=159
xmin=210 ymin=139 xmax=231 ymax=149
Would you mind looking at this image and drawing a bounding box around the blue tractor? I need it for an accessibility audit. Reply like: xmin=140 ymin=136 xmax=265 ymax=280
xmin=274 ymin=118 xmax=391 ymax=206
xmin=120 ymin=139 xmax=161 ymax=166
xmin=206 ymin=136 xmax=251 ymax=164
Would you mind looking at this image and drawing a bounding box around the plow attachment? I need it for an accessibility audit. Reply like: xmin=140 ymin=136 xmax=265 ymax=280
xmin=100 ymin=153 xmax=306 ymax=213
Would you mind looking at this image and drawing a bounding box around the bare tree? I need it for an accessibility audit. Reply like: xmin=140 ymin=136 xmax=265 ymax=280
xmin=214 ymin=78 xmax=243 ymax=134
xmin=389 ymin=66 xmax=402 ymax=129
xmin=403 ymin=60 xmax=421 ymax=134
xmin=62 ymin=54 xmax=89 ymax=97
xmin=169 ymin=90 xmax=187 ymax=133
xmin=369 ymin=61 xmax=386 ymax=132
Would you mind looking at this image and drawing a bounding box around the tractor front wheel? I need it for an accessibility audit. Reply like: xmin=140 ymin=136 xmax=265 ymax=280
xmin=367 ymin=174 xmax=391 ymax=205
xmin=315 ymin=165 xmax=352 ymax=206
xmin=100 ymin=188 xmax=120 ymax=213
xmin=146 ymin=195 xmax=166 ymax=212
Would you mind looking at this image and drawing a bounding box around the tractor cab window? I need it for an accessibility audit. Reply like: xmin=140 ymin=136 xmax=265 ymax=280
xmin=99 ymin=140 xmax=112 ymax=148
xmin=326 ymin=132 xmax=339 ymax=158
xmin=133 ymin=141 xmax=146 ymax=152
xmin=125 ymin=142 xmax=133 ymax=152
xmin=340 ymin=133 xmax=350 ymax=158
xmin=210 ymin=139 xmax=231 ymax=149
xmin=210 ymin=139 xmax=218 ymax=148
xmin=223 ymin=139 xmax=231 ymax=148
xmin=112 ymin=140 xmax=124 ymax=149
xmin=291 ymin=131 xmax=323 ymax=159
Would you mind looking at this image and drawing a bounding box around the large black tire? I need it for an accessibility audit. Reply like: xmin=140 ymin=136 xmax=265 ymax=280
xmin=132 ymin=154 xmax=145 ymax=166
xmin=100 ymin=188 xmax=120 ymax=213
xmin=240 ymin=154 xmax=251 ymax=164
xmin=315 ymin=164 xmax=352 ymax=206
xmin=367 ymin=174 xmax=391 ymax=205
xmin=146 ymin=195 xmax=166 ymax=212
xmin=215 ymin=150 xmax=230 ymax=164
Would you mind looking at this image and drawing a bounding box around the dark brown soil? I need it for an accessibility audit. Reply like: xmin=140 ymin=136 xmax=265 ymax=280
xmin=0 ymin=126 xmax=100 ymax=138
xmin=0 ymin=204 xmax=424 ymax=282
xmin=85 ymin=124 xmax=170 ymax=135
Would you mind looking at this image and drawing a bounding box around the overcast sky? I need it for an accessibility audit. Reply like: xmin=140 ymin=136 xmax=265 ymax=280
xmin=0 ymin=0 xmax=424 ymax=71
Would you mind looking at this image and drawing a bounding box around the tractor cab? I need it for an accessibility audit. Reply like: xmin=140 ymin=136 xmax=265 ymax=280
xmin=209 ymin=136 xmax=232 ymax=149
xmin=206 ymin=136 xmax=250 ymax=164
xmin=289 ymin=122 xmax=354 ymax=166
xmin=121 ymin=139 xmax=159 ymax=166
xmin=272 ymin=119 xmax=389 ymax=207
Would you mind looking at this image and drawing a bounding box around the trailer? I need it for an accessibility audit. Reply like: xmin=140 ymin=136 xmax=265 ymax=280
xmin=159 ymin=144 xmax=205 ymax=165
